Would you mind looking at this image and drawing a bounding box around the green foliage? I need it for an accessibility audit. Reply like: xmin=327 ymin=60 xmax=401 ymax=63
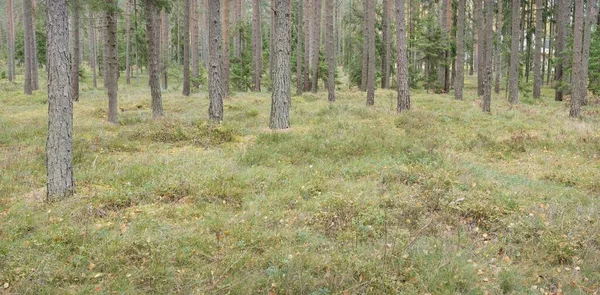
xmin=589 ymin=29 xmax=600 ymax=95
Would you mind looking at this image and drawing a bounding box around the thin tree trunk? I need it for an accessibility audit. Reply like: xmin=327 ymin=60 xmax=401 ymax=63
xmin=325 ymin=0 xmax=335 ymax=102
xmin=71 ymin=0 xmax=81 ymax=101
xmin=23 ymin=0 xmax=34 ymax=95
xmin=361 ymin=0 xmax=368 ymax=91
xmin=183 ymin=0 xmax=191 ymax=96
xmin=382 ymin=0 xmax=391 ymax=89
xmin=546 ymin=7 xmax=553 ymax=85
xmin=270 ymin=0 xmax=291 ymax=129
xmin=476 ymin=0 xmax=484 ymax=96
xmin=455 ymin=0 xmax=466 ymax=100
xmin=192 ymin=0 xmax=200 ymax=88
xmin=533 ymin=0 xmax=543 ymax=98
xmin=208 ymin=0 xmax=224 ymax=121
xmin=126 ymin=0 xmax=132 ymax=84
xmin=296 ymin=0 xmax=304 ymax=95
xmin=581 ymin=0 xmax=599 ymax=105
xmin=270 ymin=0 xmax=275 ymax=80
xmin=46 ymin=0 xmax=74 ymax=201
xmin=5 ymin=0 xmax=15 ymax=82
xmin=554 ymin=0 xmax=568 ymax=101
xmin=570 ymin=0 xmax=584 ymax=117
xmin=202 ymin=0 xmax=209 ymax=67
xmin=482 ymin=0 xmax=494 ymax=112
xmin=162 ymin=9 xmax=169 ymax=89
xmin=105 ymin=0 xmax=119 ymax=123
xmin=509 ymin=0 xmax=520 ymax=104
xmin=494 ymin=0 xmax=503 ymax=94
xmin=366 ymin=0 xmax=375 ymax=105
xmin=223 ymin=0 xmax=230 ymax=97
xmin=89 ymin=9 xmax=97 ymax=88
xmin=30 ymin=1 xmax=38 ymax=90
xmin=233 ymin=0 xmax=242 ymax=58
xmin=144 ymin=0 xmax=164 ymax=118
xmin=311 ymin=0 xmax=322 ymax=93
xmin=396 ymin=0 xmax=411 ymax=111
xmin=251 ymin=0 xmax=262 ymax=91
xmin=303 ymin=0 xmax=312 ymax=91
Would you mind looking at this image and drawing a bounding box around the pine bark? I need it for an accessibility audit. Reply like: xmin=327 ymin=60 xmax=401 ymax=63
xmin=23 ymin=0 xmax=34 ymax=95
xmin=5 ymin=0 xmax=15 ymax=82
xmin=144 ymin=0 xmax=164 ymax=118
xmin=366 ymin=0 xmax=375 ymax=105
xmin=570 ymin=0 xmax=584 ymax=117
xmin=311 ymin=0 xmax=322 ymax=93
xmin=509 ymin=0 xmax=520 ymax=104
xmin=233 ymin=0 xmax=242 ymax=58
xmin=533 ymin=0 xmax=543 ymax=98
xmin=482 ymin=0 xmax=494 ymax=112
xmin=223 ymin=0 xmax=231 ymax=97
xmin=296 ymin=0 xmax=304 ymax=95
xmin=202 ymin=0 xmax=210 ymax=67
xmin=89 ymin=9 xmax=97 ymax=88
xmin=476 ymin=0 xmax=484 ymax=96
xmin=162 ymin=9 xmax=169 ymax=89
xmin=396 ymin=0 xmax=411 ymax=111
xmin=455 ymin=0 xmax=466 ymax=100
xmin=71 ymin=0 xmax=81 ymax=101
xmin=382 ymin=0 xmax=391 ymax=89
xmin=303 ymin=0 xmax=312 ymax=91
xmin=183 ymin=0 xmax=191 ymax=96
xmin=361 ymin=0 xmax=368 ymax=91
xmin=251 ymin=0 xmax=262 ymax=91
xmin=105 ymin=0 xmax=119 ymax=124
xmin=554 ymin=0 xmax=568 ymax=101
xmin=31 ymin=0 xmax=38 ymax=90
xmin=192 ymin=0 xmax=200 ymax=88
xmin=325 ymin=0 xmax=335 ymax=102
xmin=46 ymin=0 xmax=74 ymax=201
xmin=209 ymin=0 xmax=224 ymax=121
xmin=581 ymin=0 xmax=599 ymax=105
xmin=494 ymin=0 xmax=503 ymax=94
xmin=270 ymin=0 xmax=291 ymax=129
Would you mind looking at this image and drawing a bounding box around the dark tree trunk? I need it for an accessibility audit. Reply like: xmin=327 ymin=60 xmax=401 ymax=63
xmin=303 ymin=0 xmax=312 ymax=91
xmin=71 ymin=0 xmax=81 ymax=101
xmin=570 ymin=0 xmax=584 ymax=117
xmin=382 ymin=0 xmax=391 ymax=89
xmin=554 ymin=0 xmax=569 ymax=101
xmin=533 ymin=0 xmax=543 ymax=98
xmin=223 ymin=0 xmax=230 ymax=97
xmin=476 ymin=0 xmax=484 ymax=96
xmin=5 ymin=0 xmax=15 ymax=82
xmin=192 ymin=0 xmax=200 ymax=88
xmin=270 ymin=0 xmax=291 ymax=129
xmin=494 ymin=0 xmax=503 ymax=94
xmin=296 ymin=0 xmax=304 ymax=95
xmin=482 ymin=0 xmax=494 ymax=112
xmin=89 ymin=9 xmax=97 ymax=88
xmin=31 ymin=0 xmax=38 ymax=90
xmin=209 ymin=0 xmax=224 ymax=121
xmin=366 ymin=0 xmax=375 ymax=105
xmin=162 ymin=9 xmax=169 ymax=89
xmin=361 ymin=0 xmax=368 ymax=91
xmin=311 ymin=0 xmax=322 ymax=93
xmin=396 ymin=0 xmax=411 ymax=111
xmin=46 ymin=0 xmax=74 ymax=201
xmin=183 ymin=0 xmax=191 ymax=96
xmin=23 ymin=0 xmax=34 ymax=95
xmin=126 ymin=0 xmax=132 ymax=84
xmin=509 ymin=0 xmax=520 ymax=104
xmin=581 ymin=0 xmax=599 ymax=105
xmin=202 ymin=0 xmax=209 ymax=67
xmin=105 ymin=0 xmax=119 ymax=123
xmin=251 ymin=0 xmax=262 ymax=91
xmin=325 ymin=0 xmax=335 ymax=101
xmin=455 ymin=0 xmax=466 ymax=100
xmin=144 ymin=0 xmax=164 ymax=118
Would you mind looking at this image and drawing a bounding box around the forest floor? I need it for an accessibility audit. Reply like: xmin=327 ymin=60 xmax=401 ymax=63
xmin=1 ymin=76 xmax=600 ymax=294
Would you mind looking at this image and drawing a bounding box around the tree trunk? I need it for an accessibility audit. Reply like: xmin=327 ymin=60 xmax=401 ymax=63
xmin=570 ymin=0 xmax=584 ymax=117
xmin=270 ymin=0 xmax=275 ymax=80
xmin=382 ymin=0 xmax=391 ymax=89
xmin=476 ymin=0 xmax=484 ymax=96
xmin=311 ymin=0 xmax=322 ymax=93
xmin=144 ymin=0 xmax=164 ymax=118
xmin=533 ymin=0 xmax=543 ymax=98
xmin=192 ymin=0 xmax=200 ymax=88
xmin=223 ymin=0 xmax=231 ymax=97
xmin=71 ymin=0 xmax=80 ymax=101
xmin=509 ymin=0 xmax=520 ymax=104
xmin=233 ymin=0 xmax=242 ymax=58
xmin=105 ymin=0 xmax=119 ymax=124
xmin=183 ymin=0 xmax=191 ymax=96
xmin=46 ymin=0 xmax=74 ymax=201
xmin=251 ymin=0 xmax=262 ymax=91
xmin=325 ymin=0 xmax=335 ymax=102
xmin=5 ymin=0 xmax=15 ymax=82
xmin=31 ymin=1 xmax=38 ymax=90
xmin=296 ymin=0 xmax=304 ymax=95
xmin=396 ymin=0 xmax=411 ymax=111
xmin=23 ymin=0 xmax=34 ymax=95
xmin=494 ymin=0 xmax=503 ymax=94
xmin=202 ymin=0 xmax=209 ymax=67
xmin=209 ymin=0 xmax=224 ymax=121
xmin=581 ymin=0 xmax=599 ymax=105
xmin=126 ymin=0 xmax=132 ymax=84
xmin=303 ymin=0 xmax=312 ymax=91
xmin=482 ymin=0 xmax=494 ymax=112
xmin=455 ymin=0 xmax=466 ymax=100
xmin=366 ymin=0 xmax=375 ymax=105
xmin=361 ymin=0 xmax=368 ymax=91
xmin=89 ymin=9 xmax=97 ymax=88
xmin=270 ymin=0 xmax=291 ymax=129
xmin=554 ymin=0 xmax=569 ymax=101
xmin=162 ymin=9 xmax=169 ymax=89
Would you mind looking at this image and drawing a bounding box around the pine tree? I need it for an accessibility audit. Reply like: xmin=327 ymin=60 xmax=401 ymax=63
xmin=366 ymin=0 xmax=375 ymax=105
xmin=183 ymin=0 xmax=191 ymax=96
xmin=105 ymin=0 xmax=119 ymax=123
xmin=455 ymin=0 xmax=466 ymax=100
xmin=251 ymin=0 xmax=262 ymax=91
xmin=570 ymin=0 xmax=584 ymax=117
xmin=270 ymin=0 xmax=291 ymax=129
xmin=509 ymin=0 xmax=520 ymax=104
xmin=325 ymin=0 xmax=336 ymax=102
xmin=209 ymin=0 xmax=224 ymax=121
xmin=533 ymin=0 xmax=543 ymax=98
xmin=396 ymin=0 xmax=411 ymax=111
xmin=144 ymin=0 xmax=164 ymax=118
xmin=71 ymin=0 xmax=81 ymax=101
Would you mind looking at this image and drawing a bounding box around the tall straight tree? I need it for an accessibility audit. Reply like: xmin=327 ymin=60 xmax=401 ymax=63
xmin=201 ymin=0 xmax=209 ymax=67
xmin=105 ymin=0 xmax=119 ymax=123
xmin=361 ymin=0 xmax=368 ymax=91
xmin=310 ymin=0 xmax=322 ymax=93
xmin=395 ymin=0 xmax=411 ymax=111
xmin=508 ymin=0 xmax=520 ymax=104
xmin=192 ymin=0 xmax=200 ymax=88
xmin=482 ymin=0 xmax=494 ymax=112
xmin=475 ymin=0 xmax=484 ymax=96
xmin=570 ymin=0 xmax=584 ymax=117
xmin=494 ymin=0 xmax=503 ymax=94
xmin=183 ymin=0 xmax=191 ymax=96
xmin=303 ymin=0 xmax=311 ymax=91
xmin=144 ymin=0 xmax=164 ymax=118
xmin=533 ymin=0 xmax=543 ymax=98
xmin=126 ymin=0 xmax=132 ymax=84
xmin=232 ymin=0 xmax=242 ymax=58
xmin=5 ymin=0 xmax=15 ymax=82
xmin=581 ymin=0 xmax=599 ymax=105
xmin=71 ymin=0 xmax=81 ymax=101
xmin=296 ymin=0 xmax=304 ymax=95
xmin=89 ymin=9 xmax=97 ymax=88
xmin=23 ymin=0 xmax=34 ymax=95
xmin=251 ymin=0 xmax=262 ymax=91
xmin=208 ymin=0 xmax=224 ymax=121
xmin=270 ymin=0 xmax=291 ymax=129
xmin=554 ymin=0 xmax=569 ymax=101
xmin=366 ymin=0 xmax=375 ymax=105
xmin=30 ymin=0 xmax=38 ymax=90
xmin=325 ymin=0 xmax=335 ymax=102
xmin=455 ymin=0 xmax=466 ymax=100
xmin=381 ymin=0 xmax=391 ymax=89
xmin=223 ymin=0 xmax=231 ymax=97
xmin=162 ymin=9 xmax=169 ymax=89
xmin=46 ymin=0 xmax=74 ymax=201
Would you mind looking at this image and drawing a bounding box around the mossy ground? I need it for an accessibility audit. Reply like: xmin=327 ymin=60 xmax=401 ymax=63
xmin=1 ymin=75 xmax=600 ymax=294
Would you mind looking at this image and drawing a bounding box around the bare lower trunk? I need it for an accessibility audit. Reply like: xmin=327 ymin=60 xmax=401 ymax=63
xmin=46 ymin=0 xmax=74 ymax=201
xmin=270 ymin=0 xmax=291 ymax=129
xmin=366 ymin=0 xmax=375 ymax=105
xmin=494 ymin=0 xmax=503 ymax=94
xmin=105 ymin=0 xmax=119 ymax=124
xmin=296 ymin=0 xmax=304 ymax=95
xmin=223 ymin=0 xmax=230 ymax=97
xmin=325 ymin=0 xmax=335 ymax=102
xmin=533 ymin=0 xmax=543 ymax=98
xmin=192 ymin=0 xmax=200 ymax=88
xmin=482 ymin=0 xmax=494 ymax=112
xmin=144 ymin=0 xmax=163 ymax=118
xmin=508 ymin=0 xmax=520 ymax=104
xmin=455 ymin=0 xmax=466 ymax=100
xmin=570 ymin=0 xmax=584 ymax=117
xmin=23 ymin=0 xmax=34 ymax=95
xmin=5 ymin=0 xmax=15 ymax=82
xmin=89 ymin=10 xmax=97 ymax=88
xmin=183 ymin=0 xmax=191 ymax=96
xmin=303 ymin=0 xmax=311 ymax=91
xmin=251 ymin=0 xmax=262 ymax=91
xmin=395 ymin=0 xmax=411 ymax=111
xmin=361 ymin=0 xmax=368 ymax=91
xmin=162 ymin=10 xmax=169 ymax=89
xmin=381 ymin=0 xmax=391 ymax=89
xmin=475 ymin=0 xmax=484 ymax=96
xmin=126 ymin=0 xmax=132 ymax=84
xmin=208 ymin=0 xmax=224 ymax=121
xmin=554 ymin=0 xmax=569 ymax=101
xmin=71 ymin=0 xmax=80 ymax=101
xmin=310 ymin=0 xmax=322 ymax=93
